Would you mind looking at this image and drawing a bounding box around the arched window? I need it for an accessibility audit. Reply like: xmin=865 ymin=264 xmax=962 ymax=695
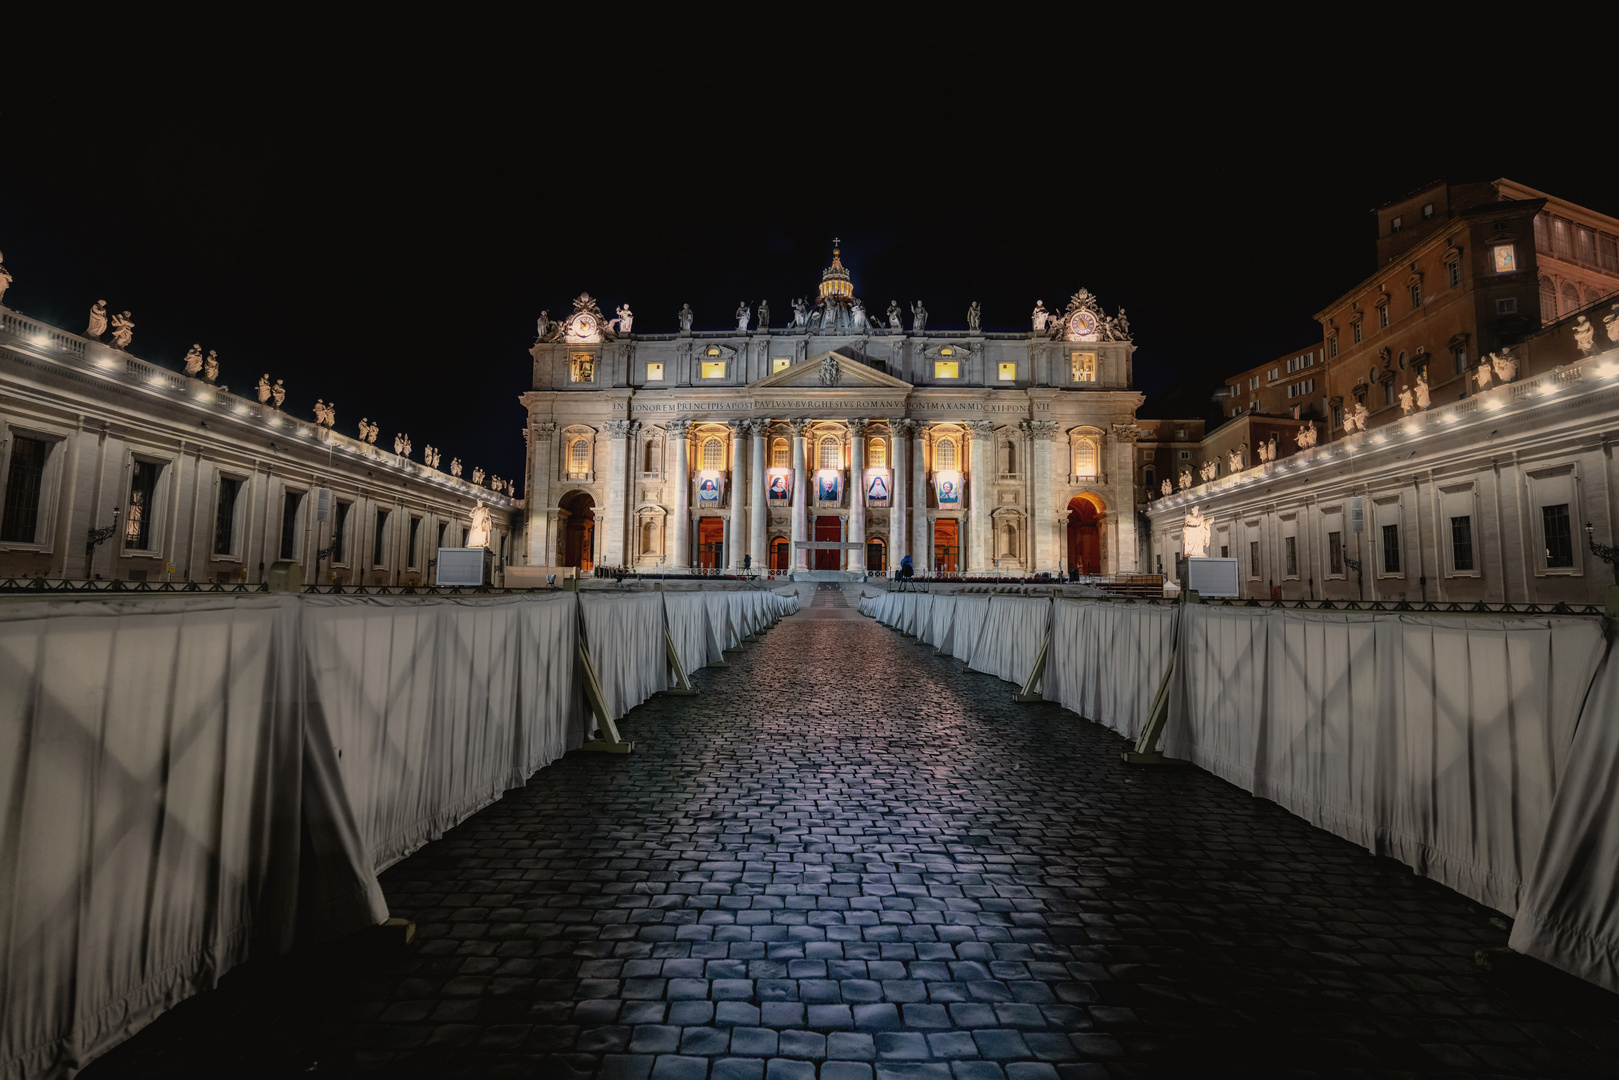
xmin=1073 ymin=439 xmax=1098 ymax=478
xmin=1563 ymin=282 xmax=1581 ymax=316
xmin=568 ymin=438 xmax=590 ymax=479
xmin=936 ymin=437 xmax=957 ymax=471
xmin=818 ymin=436 xmax=840 ymax=469
xmin=1586 ymin=286 xmax=1604 ymax=307
xmin=868 ymin=438 xmax=887 ymax=468
xmin=701 ymin=436 xmax=723 ymax=470
xmin=1540 ymin=276 xmax=1558 ymax=319
xmin=772 ymin=438 xmax=789 ymax=468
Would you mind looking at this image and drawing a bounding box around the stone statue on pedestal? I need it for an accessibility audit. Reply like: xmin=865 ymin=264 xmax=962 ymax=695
xmin=0 ymin=252 xmax=13 ymax=304
xmin=108 ymin=309 xmax=134 ymax=349
xmin=1492 ymin=350 xmax=1517 ymax=382
xmin=678 ymin=304 xmax=693 ymax=333
xmin=1414 ymin=374 xmax=1430 ymax=409
xmin=1296 ymin=422 xmax=1316 ymax=448
xmin=1160 ymin=479 xmax=1172 ymax=497
xmin=1182 ymin=505 xmax=1211 ymax=558
xmin=1178 ymin=467 xmax=1193 ymax=491
xmin=616 ymin=304 xmax=634 ymax=334
xmin=450 ymin=457 xmax=462 ymax=477
xmin=1032 ymin=301 xmax=1049 ymax=332
xmin=1475 ymin=359 xmax=1494 ymax=390
xmin=736 ymin=303 xmax=750 ymax=332
xmin=1227 ymin=447 xmax=1242 ymax=472
xmin=183 ymin=345 xmax=203 ymax=376
xmin=535 ymin=311 xmax=550 ymax=341
xmin=271 ymin=380 xmax=286 ymax=409
xmin=1575 ymin=315 xmax=1596 ymax=354
xmin=467 ymin=502 xmax=492 ymax=549
xmin=967 ymin=302 xmax=981 ymax=332
xmin=887 ymin=300 xmax=902 ymax=332
xmin=257 ymin=375 xmax=272 ymax=404
xmin=472 ymin=466 xmax=485 ymax=485
xmin=204 ymin=351 xmax=219 ymax=382
xmin=1398 ymin=385 xmax=1414 ymax=415
xmin=911 ymin=301 xmax=928 ymax=333
xmin=86 ymin=300 xmax=108 ymax=339
xmin=1352 ymin=401 xmax=1369 ymax=430
xmin=757 ymin=300 xmax=769 ymax=330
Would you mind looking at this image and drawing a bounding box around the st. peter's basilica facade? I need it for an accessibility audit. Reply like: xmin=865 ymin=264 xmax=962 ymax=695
xmin=520 ymin=249 xmax=1143 ymax=577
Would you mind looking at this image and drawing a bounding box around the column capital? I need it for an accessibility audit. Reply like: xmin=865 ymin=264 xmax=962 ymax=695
xmin=665 ymin=418 xmax=693 ymax=437
xmin=1020 ymin=419 xmax=1059 ymax=441
xmin=604 ymin=419 xmax=640 ymax=438
xmin=532 ymin=422 xmax=556 ymax=441
xmin=966 ymin=419 xmax=997 ymax=437
xmin=789 ymin=418 xmax=812 ymax=435
xmin=728 ymin=418 xmax=750 ymax=436
xmin=894 ymin=418 xmax=918 ymax=434
xmin=747 ymin=418 xmax=770 ymax=437
xmin=848 ymin=418 xmax=868 ymax=435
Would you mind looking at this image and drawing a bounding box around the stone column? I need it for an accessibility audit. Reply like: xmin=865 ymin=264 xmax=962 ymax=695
xmin=1111 ymin=423 xmax=1140 ymax=573
xmin=890 ymin=420 xmax=910 ymax=570
xmin=847 ymin=419 xmax=866 ymax=574
xmin=528 ymin=422 xmax=555 ymax=565
xmin=591 ymin=508 xmax=606 ymax=570
xmin=667 ymin=419 xmax=692 ymax=569
xmin=791 ymin=419 xmax=809 ymax=571
xmin=749 ymin=420 xmax=767 ymax=570
xmin=1024 ymin=419 xmax=1059 ymax=573
xmin=966 ymin=420 xmax=996 ymax=572
xmin=602 ymin=419 xmax=638 ymax=567
xmin=728 ymin=419 xmax=748 ymax=573
xmin=912 ymin=426 xmax=930 ymax=570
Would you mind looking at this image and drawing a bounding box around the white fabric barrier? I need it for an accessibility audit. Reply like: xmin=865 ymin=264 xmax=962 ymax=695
xmin=1043 ymin=601 xmax=1178 ymax=741
xmin=1162 ymin=607 xmax=1605 ymax=916
xmin=925 ymin=596 xmax=956 ymax=650
xmin=580 ymin=592 xmax=668 ymax=722
xmin=0 ymin=596 xmax=386 ymax=1080
xmin=949 ymin=597 xmax=991 ymax=661
xmin=706 ymin=592 xmax=740 ymax=651
xmin=663 ymin=593 xmax=715 ymax=677
xmin=305 ymin=593 xmax=582 ymax=874
xmin=911 ymin=595 xmax=934 ymax=640
xmin=1510 ymin=643 xmax=1619 ymax=992
xmin=968 ymin=597 xmax=1052 ymax=685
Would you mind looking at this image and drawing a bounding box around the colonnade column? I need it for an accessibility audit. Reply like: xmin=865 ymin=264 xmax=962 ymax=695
xmin=748 ymin=420 xmax=767 ymax=570
xmin=1026 ymin=419 xmax=1057 ymax=573
xmin=668 ymin=419 xmax=691 ymax=569
xmin=912 ymin=426 xmax=930 ymax=570
xmin=602 ymin=419 xmax=638 ymax=567
xmin=966 ymin=420 xmax=996 ymax=572
xmin=890 ymin=420 xmax=910 ymax=570
xmin=728 ymin=419 xmax=748 ymax=573
xmin=848 ymin=419 xmax=866 ymax=574
xmin=791 ymin=419 xmax=809 ymax=571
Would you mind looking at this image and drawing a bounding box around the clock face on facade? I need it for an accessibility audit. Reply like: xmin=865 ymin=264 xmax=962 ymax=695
xmin=1067 ymin=310 xmax=1099 ymax=342
xmin=568 ymin=313 xmax=598 ymax=340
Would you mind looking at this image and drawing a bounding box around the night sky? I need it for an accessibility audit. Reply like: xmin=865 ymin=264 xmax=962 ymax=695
xmin=3 ymin=36 xmax=1610 ymax=488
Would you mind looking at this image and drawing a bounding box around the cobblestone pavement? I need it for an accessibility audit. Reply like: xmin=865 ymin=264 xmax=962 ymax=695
xmin=88 ymin=583 xmax=1619 ymax=1079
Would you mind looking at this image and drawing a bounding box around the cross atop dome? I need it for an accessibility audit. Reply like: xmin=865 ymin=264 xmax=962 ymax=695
xmin=819 ymin=239 xmax=853 ymax=301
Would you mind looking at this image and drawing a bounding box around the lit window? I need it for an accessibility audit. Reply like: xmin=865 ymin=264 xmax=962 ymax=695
xmin=570 ymin=353 xmax=594 ymax=382
xmin=772 ymin=358 xmax=790 ymax=374
xmin=818 ymin=436 xmax=840 ymax=470
xmin=1071 ymin=352 xmax=1096 ymax=382
xmin=934 ymin=361 xmax=960 ymax=379
xmin=646 ymin=362 xmax=664 ymax=382
xmin=997 ymin=362 xmax=1016 ymax=381
xmin=1492 ymin=244 xmax=1517 ymax=273
xmin=702 ymin=437 xmax=723 ymax=470
xmin=771 ymin=438 xmax=788 ymax=468
xmin=1073 ymin=439 xmax=1098 ymax=478
xmin=707 ymin=346 xmax=721 ymax=356
xmin=701 ymin=361 xmax=727 ymax=379
xmin=936 ymin=438 xmax=957 ymax=470
xmin=868 ymin=438 xmax=887 ymax=468
xmin=568 ymin=438 xmax=590 ymax=479
xmin=940 ymin=346 xmax=955 ymax=357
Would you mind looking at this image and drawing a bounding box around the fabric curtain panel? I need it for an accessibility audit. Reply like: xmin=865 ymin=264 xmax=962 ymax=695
xmin=968 ymin=597 xmax=1052 ymax=686
xmin=1043 ymin=601 xmax=1178 ymax=742
xmin=949 ymin=597 xmax=991 ymax=662
xmin=662 ymin=593 xmax=714 ymax=684
xmin=580 ymin=593 xmax=668 ymax=721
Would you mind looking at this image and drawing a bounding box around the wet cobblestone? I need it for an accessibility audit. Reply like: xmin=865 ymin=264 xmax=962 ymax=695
xmin=86 ymin=585 xmax=1619 ymax=1077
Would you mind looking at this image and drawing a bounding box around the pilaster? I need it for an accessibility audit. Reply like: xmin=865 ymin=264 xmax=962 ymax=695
xmin=966 ymin=420 xmax=996 ymax=572
xmin=728 ymin=419 xmax=748 ymax=572
xmin=668 ymin=419 xmax=691 ymax=569
xmin=848 ymin=419 xmax=866 ymax=573
xmin=891 ymin=420 xmax=911 ymax=569
xmin=748 ymin=420 xmax=767 ymax=570
xmin=791 ymin=418 xmax=809 ymax=571
xmin=601 ymin=419 xmax=638 ymax=567
xmin=1023 ymin=419 xmax=1059 ymax=573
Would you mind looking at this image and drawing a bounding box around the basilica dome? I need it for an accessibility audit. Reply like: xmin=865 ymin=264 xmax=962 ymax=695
xmin=818 ymin=242 xmax=853 ymax=302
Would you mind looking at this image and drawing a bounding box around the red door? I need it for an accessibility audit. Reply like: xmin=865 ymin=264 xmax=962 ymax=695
xmin=697 ymin=517 xmax=724 ymax=569
xmin=813 ymin=516 xmax=841 ymax=570
xmin=1067 ymin=497 xmax=1101 ymax=575
xmin=933 ymin=519 xmax=959 ymax=573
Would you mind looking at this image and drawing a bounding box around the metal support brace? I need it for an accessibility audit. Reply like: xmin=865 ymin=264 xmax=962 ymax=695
xmin=1122 ymin=635 xmax=1187 ymax=766
xmin=1013 ymin=626 xmax=1051 ymax=703
xmin=663 ymin=623 xmax=698 ymax=696
xmin=575 ymin=595 xmax=634 ymax=754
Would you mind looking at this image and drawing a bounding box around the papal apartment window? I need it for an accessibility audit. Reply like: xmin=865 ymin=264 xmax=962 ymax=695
xmin=333 ymin=502 xmax=350 ymax=562
xmin=0 ymin=435 xmax=49 ymax=543
xmin=1391 ymin=216 xmax=1403 ymax=233
xmin=1378 ymin=305 xmax=1389 ymax=329
xmin=1497 ymin=297 xmax=1518 ymax=315
xmin=1328 ymin=531 xmax=1344 ymax=576
xmin=1448 ymin=262 xmax=1462 ymax=288
xmin=1422 ymin=202 xmax=1434 ymax=219
xmin=213 ymin=477 xmax=243 ymax=556
xmin=279 ymin=491 xmax=303 ymax=560
xmin=1450 ymin=515 xmax=1474 ymax=572
xmin=1285 ymin=536 xmax=1298 ymax=577
xmin=1352 ymin=322 xmax=1363 ymax=344
xmin=1381 ymin=523 xmax=1401 ymax=574
xmin=1492 ymin=244 xmax=1518 ymax=273
xmin=374 ymin=510 xmax=389 ymax=566
xmin=1329 ymin=335 xmax=1339 ymax=358
xmin=1543 ymin=504 xmax=1574 ymax=568
xmin=125 ymin=460 xmax=162 ymax=550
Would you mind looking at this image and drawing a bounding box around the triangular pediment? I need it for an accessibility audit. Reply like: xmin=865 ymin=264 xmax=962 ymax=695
xmin=748 ymin=350 xmax=913 ymax=391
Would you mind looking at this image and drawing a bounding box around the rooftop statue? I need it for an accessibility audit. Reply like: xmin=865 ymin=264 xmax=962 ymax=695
xmin=271 ymin=380 xmax=286 ymax=409
xmin=887 ymin=300 xmax=902 ymax=332
xmin=1574 ymin=315 xmax=1596 ymax=354
xmin=736 ymin=302 xmax=750 ymax=332
xmin=616 ymin=304 xmax=634 ymax=334
xmin=1414 ymin=374 xmax=1430 ymax=409
xmin=204 ymin=350 xmax=219 ymax=382
xmin=1605 ymin=304 xmax=1619 ymax=344
xmin=450 ymin=457 xmax=462 ymax=477
xmin=851 ymin=299 xmax=867 ymax=331
xmin=1031 ymin=301 xmax=1049 ymax=332
xmin=757 ymin=300 xmax=769 ymax=330
xmin=472 ymin=466 xmax=485 ymax=485
xmin=1200 ymin=461 xmax=1217 ymax=483
xmin=1352 ymin=400 xmax=1369 ymax=430
xmin=1114 ymin=308 xmax=1131 ymax=340
xmin=183 ymin=344 xmax=203 ymax=376
xmin=911 ymin=301 xmax=928 ymax=333
xmin=314 ymin=400 xmax=335 ymax=427
xmin=791 ymin=298 xmax=809 ymax=328
xmin=1227 ymin=447 xmax=1242 ymax=472
xmin=109 ymin=311 xmax=134 ymax=350
xmin=1160 ymin=479 xmax=1172 ymax=497
xmin=967 ymin=301 xmax=981 ymax=332
xmin=1475 ymin=358 xmax=1494 ymax=390
xmin=1295 ymin=422 xmax=1317 ymax=448
xmin=535 ymin=311 xmax=550 ymax=341
xmin=678 ymin=303 xmax=693 ymax=333
xmin=1492 ymin=350 xmax=1517 ymax=383
xmin=257 ymin=374 xmax=272 ymax=404
xmin=0 ymin=251 xmax=13 ymax=304
xmin=1399 ymin=385 xmax=1414 ymax=415
xmin=86 ymin=300 xmax=108 ymax=339
xmin=1178 ymin=466 xmax=1193 ymax=491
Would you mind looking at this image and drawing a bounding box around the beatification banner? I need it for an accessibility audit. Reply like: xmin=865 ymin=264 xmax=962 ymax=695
xmin=815 ymin=471 xmax=841 ymax=506
xmin=697 ymin=471 xmax=724 ymax=508
xmin=865 ymin=470 xmax=891 ymax=507
xmin=767 ymin=470 xmax=790 ymax=506
xmin=935 ymin=470 xmax=962 ymax=508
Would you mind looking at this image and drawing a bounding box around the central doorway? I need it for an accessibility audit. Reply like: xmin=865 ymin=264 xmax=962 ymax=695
xmin=697 ymin=517 xmax=724 ymax=569
xmin=769 ymin=536 xmax=790 ymax=571
xmin=813 ymin=515 xmax=841 ymax=570
xmin=1067 ymin=495 xmax=1102 ymax=575
xmin=933 ymin=519 xmax=959 ymax=573
xmin=560 ymin=491 xmax=595 ymax=572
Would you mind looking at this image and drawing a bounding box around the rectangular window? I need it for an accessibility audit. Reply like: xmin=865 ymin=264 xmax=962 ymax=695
xmin=1381 ymin=523 xmax=1401 ymax=574
xmin=1249 ymin=541 xmax=1260 ymax=579
xmin=1070 ymin=352 xmax=1096 ymax=382
xmin=700 ymin=361 xmax=727 ymax=379
xmin=1451 ymin=515 xmax=1474 ymax=572
xmin=1534 ymin=213 xmax=1551 ymax=253
xmin=408 ymin=517 xmax=421 ymax=567
xmin=279 ymin=491 xmax=303 ymax=560
xmin=1492 ymin=244 xmax=1518 ymax=273
xmin=1600 ymin=233 xmax=1619 ymax=273
xmin=1285 ymin=535 xmax=1298 ymax=577
xmin=1249 ymin=375 xmax=1259 ymax=390
xmin=333 ymin=502 xmax=351 ymax=563
xmin=374 ymin=510 xmax=388 ymax=566
xmin=436 ymin=521 xmax=447 ymax=550
xmin=1453 ymin=344 xmax=1468 ymax=374
xmin=1553 ymin=217 xmax=1573 ymax=259
xmin=1220 ymin=545 xmax=1229 ymax=559
xmin=645 ymin=362 xmax=664 ymax=382
xmin=1268 ymin=368 xmax=1279 ymax=382
xmin=1448 ymin=262 xmax=1462 ymax=288
xmin=1422 ymin=202 xmax=1434 ymax=219
xmin=1352 ymin=321 xmax=1363 ymax=344
xmin=1410 ymin=283 xmax=1422 ymax=309
xmin=1332 ymin=404 xmax=1344 ymax=429
xmin=1543 ymin=504 xmax=1573 ymax=568
xmin=1378 ymin=305 xmax=1389 ymax=328
xmin=1328 ymin=531 xmax=1344 ymax=575
xmin=1496 ymin=297 xmax=1518 ymax=314
xmin=1576 ymin=227 xmax=1597 ymax=267
xmin=1383 ymin=381 xmax=1395 ymax=406
xmin=772 ymin=358 xmax=790 ymax=374
xmin=125 ymin=460 xmax=162 ymax=550
xmin=1329 ymin=335 xmax=1339 ymax=358
xmin=997 ymin=362 xmax=1016 ymax=381
xmin=934 ymin=361 xmax=960 ymax=379
xmin=569 ymin=353 xmax=595 ymax=383
xmin=213 ymin=477 xmax=242 ymax=556
xmin=1 ymin=435 xmax=48 ymax=543
xmin=1391 ymin=216 xmax=1403 ymax=233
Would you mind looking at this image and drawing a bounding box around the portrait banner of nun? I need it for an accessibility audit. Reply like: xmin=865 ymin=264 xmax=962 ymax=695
xmin=767 ymin=471 xmax=791 ymax=506
xmin=698 ymin=471 xmax=724 ymax=508
xmin=865 ymin=470 xmax=890 ymax=507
